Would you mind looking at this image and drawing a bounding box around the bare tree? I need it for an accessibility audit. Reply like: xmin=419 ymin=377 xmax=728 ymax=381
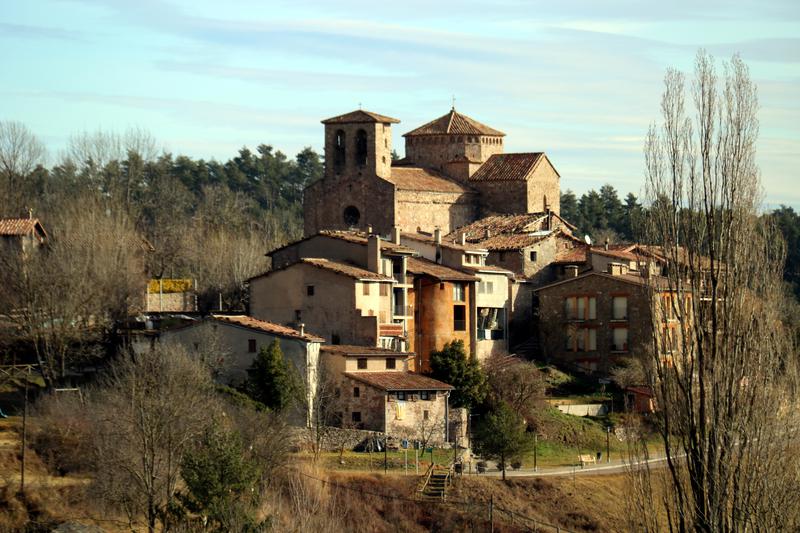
xmin=485 ymin=354 xmax=546 ymax=425
xmin=89 ymin=345 xmax=216 ymax=533
xmin=633 ymin=51 xmax=800 ymax=532
xmin=0 ymin=121 xmax=46 ymax=215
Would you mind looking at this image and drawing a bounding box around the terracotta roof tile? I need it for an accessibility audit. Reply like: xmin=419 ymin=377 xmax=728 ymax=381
xmin=460 ymin=264 xmax=513 ymax=274
xmin=590 ymin=247 xmax=639 ymax=262
xmin=448 ymin=213 xmax=551 ymax=241
xmin=401 ymin=232 xmax=487 ymax=253
xmin=322 ymin=345 xmax=414 ymax=357
xmin=404 ymin=109 xmax=505 ymax=137
xmin=299 ymin=258 xmax=394 ymax=281
xmin=470 ymin=153 xmax=545 ymax=182
xmin=210 ymin=314 xmax=325 ymax=342
xmin=318 ymin=230 xmax=417 ymax=254
xmin=406 ymin=257 xmax=478 ymax=282
xmin=344 ymin=372 xmax=453 ymax=391
xmin=321 ymin=109 xmax=400 ymax=124
xmin=553 ymin=246 xmax=589 ymax=264
xmin=0 ymin=218 xmax=46 ymax=238
xmin=386 ymin=166 xmax=473 ymax=194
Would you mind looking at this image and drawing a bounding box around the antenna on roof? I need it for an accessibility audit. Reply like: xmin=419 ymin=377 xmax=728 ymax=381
xmin=358 ymin=102 xmax=362 ymax=110
xmin=451 ymin=95 xmax=456 ymax=110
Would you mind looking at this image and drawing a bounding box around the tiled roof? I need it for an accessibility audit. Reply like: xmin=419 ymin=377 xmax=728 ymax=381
xmin=535 ymin=271 xmax=672 ymax=292
xmin=344 ymin=372 xmax=454 ymax=391
xmin=322 ymin=345 xmax=414 ymax=357
xmin=299 ymin=258 xmax=394 ymax=281
xmin=403 ymin=109 xmax=505 ymax=137
xmin=478 ymin=234 xmax=550 ymax=251
xmin=406 ymin=257 xmax=478 ymax=282
xmin=401 ymin=232 xmax=487 ymax=253
xmin=318 ymin=230 xmax=417 ymax=254
xmin=321 ymin=109 xmax=400 ymax=124
xmin=209 ymin=314 xmax=325 ymax=342
xmin=386 ymin=166 xmax=473 ymax=194
xmin=590 ymin=247 xmax=639 ymax=262
xmin=469 ymin=153 xmax=545 ymax=182
xmin=448 ymin=213 xmax=551 ymax=241
xmin=553 ymin=246 xmax=589 ymax=264
xmin=460 ymin=264 xmax=513 ymax=274
xmin=0 ymin=218 xmax=46 ymax=238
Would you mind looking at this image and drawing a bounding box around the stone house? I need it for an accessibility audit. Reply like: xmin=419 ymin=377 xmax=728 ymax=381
xmin=0 ymin=217 xmax=47 ymax=256
xmin=158 ymin=314 xmax=324 ymax=426
xmin=145 ymin=278 xmax=197 ymax=313
xmin=535 ymin=269 xmax=656 ymax=374
xmin=320 ymin=345 xmax=453 ymax=442
xmin=303 ymin=108 xmax=563 ymax=237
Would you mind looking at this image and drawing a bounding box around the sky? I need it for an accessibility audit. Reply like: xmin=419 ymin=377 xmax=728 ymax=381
xmin=2 ymin=0 xmax=798 ymax=207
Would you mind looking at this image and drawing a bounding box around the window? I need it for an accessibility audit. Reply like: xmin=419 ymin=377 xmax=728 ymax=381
xmin=564 ymin=296 xmax=596 ymax=321
xmin=477 ymin=307 xmax=505 ymax=340
xmin=420 ymin=391 xmax=430 ymax=400
xmin=612 ymin=296 xmax=628 ymax=320
xmin=385 ymin=357 xmax=396 ymax=369
xmin=357 ymin=358 xmax=367 ymax=369
xmin=380 ymin=283 xmax=389 ymax=296
xmin=343 ymin=205 xmax=360 ymax=226
xmin=529 ymin=251 xmax=538 ymax=262
xmin=247 ymin=339 xmax=256 ymax=353
xmin=306 ymin=285 xmax=315 ymax=296
xmin=612 ymin=327 xmax=629 ymax=352
xmin=453 ymin=305 xmax=466 ymax=331
xmin=353 ymin=386 xmax=360 ymax=398
xmin=423 ymin=410 xmax=429 ymax=421
xmin=566 ymin=327 xmax=597 ymax=352
xmin=397 ymin=391 xmax=406 ymax=401
xmin=352 ymin=411 xmax=362 ymax=423
xmin=453 ymin=283 xmax=465 ymax=302
xmin=478 ymin=281 xmax=494 ymax=294
xmin=333 ymin=129 xmax=346 ymax=173
xmin=355 ymin=129 xmax=368 ymax=166
xmin=363 ymin=282 xmax=371 ymax=296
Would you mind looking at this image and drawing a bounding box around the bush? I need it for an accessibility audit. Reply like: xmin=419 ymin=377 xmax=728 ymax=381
xmin=511 ymin=460 xmax=522 ymax=470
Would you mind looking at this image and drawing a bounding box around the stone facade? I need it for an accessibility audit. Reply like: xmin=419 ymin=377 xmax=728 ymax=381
xmin=535 ymin=271 xmax=653 ymax=374
xmin=304 ymin=108 xmax=562 ymax=238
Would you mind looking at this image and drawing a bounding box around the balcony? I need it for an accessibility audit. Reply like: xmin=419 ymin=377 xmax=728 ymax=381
xmin=393 ymin=304 xmax=413 ymax=317
xmin=378 ymin=323 xmax=404 ymax=337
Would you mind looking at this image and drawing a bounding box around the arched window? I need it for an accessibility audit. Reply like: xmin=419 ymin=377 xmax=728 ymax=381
xmin=334 ymin=129 xmax=346 ymax=173
xmin=343 ymin=206 xmax=360 ymax=226
xmin=355 ymin=129 xmax=368 ymax=167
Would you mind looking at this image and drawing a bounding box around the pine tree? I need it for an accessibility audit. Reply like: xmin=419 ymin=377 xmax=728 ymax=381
xmin=472 ymin=402 xmax=533 ymax=480
xmin=245 ymin=339 xmax=298 ymax=412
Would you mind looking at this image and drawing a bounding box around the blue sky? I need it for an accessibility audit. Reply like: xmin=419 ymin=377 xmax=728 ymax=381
xmin=2 ymin=0 xmax=798 ymax=207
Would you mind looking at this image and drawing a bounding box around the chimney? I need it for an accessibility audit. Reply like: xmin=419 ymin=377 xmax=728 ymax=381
xmin=565 ymin=265 xmax=579 ymax=278
xmin=604 ymin=238 xmax=609 ymax=251
xmin=298 ymin=323 xmax=305 ymax=337
xmin=391 ymin=226 xmax=401 ymax=244
xmin=460 ymin=233 xmax=466 ymax=246
xmin=484 ymin=229 xmax=491 ymax=239
xmin=367 ymin=235 xmax=381 ymax=273
xmin=367 ymin=224 xmax=373 ymax=235
xmin=434 ymin=228 xmax=442 ymax=245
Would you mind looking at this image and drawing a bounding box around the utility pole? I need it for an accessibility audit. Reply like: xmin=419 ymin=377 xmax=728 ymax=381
xmin=489 ymin=494 xmax=494 ymax=533
xmin=606 ymin=426 xmax=611 ymax=463
xmin=533 ymin=432 xmax=538 ymax=472
xmin=384 ymin=434 xmax=388 ymax=474
xmin=20 ymin=367 xmax=29 ymax=494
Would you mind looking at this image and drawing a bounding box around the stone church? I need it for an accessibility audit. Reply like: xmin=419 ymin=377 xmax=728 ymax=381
xmin=303 ymin=108 xmax=561 ymax=237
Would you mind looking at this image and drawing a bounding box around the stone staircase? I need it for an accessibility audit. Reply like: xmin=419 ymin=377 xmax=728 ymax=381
xmin=418 ymin=465 xmax=453 ymax=501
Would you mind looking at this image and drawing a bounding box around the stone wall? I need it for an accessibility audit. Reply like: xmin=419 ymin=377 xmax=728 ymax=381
xmin=525 ymin=158 xmax=561 ymax=215
xmin=536 ymin=273 xmax=652 ymax=374
xmin=384 ymin=389 xmax=449 ymax=444
xmin=404 ymin=134 xmax=504 ymax=183
xmin=395 ymin=189 xmax=478 ymax=235
xmin=304 ymin=174 xmax=396 ymax=236
xmin=145 ymin=291 xmax=196 ymax=313
xmin=474 ymin=180 xmax=529 ymax=215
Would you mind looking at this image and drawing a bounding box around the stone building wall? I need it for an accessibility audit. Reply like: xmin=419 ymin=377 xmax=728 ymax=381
xmin=338 ymin=375 xmax=386 ymax=432
xmin=473 ymin=180 xmax=529 ymax=215
xmin=525 ymin=160 xmax=561 ymax=215
xmin=395 ymin=189 xmax=478 ymax=235
xmin=303 ymin=174 xmax=396 ymax=237
xmin=404 ymin=135 xmax=504 ymax=182
xmin=384 ymin=390 xmax=449 ymax=444
xmin=145 ymin=291 xmax=196 ymax=313
xmin=536 ymin=273 xmax=652 ymax=374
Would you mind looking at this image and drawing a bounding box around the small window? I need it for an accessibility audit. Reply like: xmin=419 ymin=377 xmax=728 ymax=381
xmin=529 ymin=251 xmax=538 ymax=262
xmin=612 ymin=296 xmax=628 ymax=320
xmin=343 ymin=205 xmax=360 ymax=226
xmin=352 ymin=411 xmax=362 ymax=423
xmin=357 ymin=358 xmax=367 ymax=369
xmin=247 ymin=339 xmax=256 ymax=353
xmin=353 ymin=386 xmax=360 ymax=398
xmin=363 ymin=283 xmax=371 ymax=296
xmin=385 ymin=358 xmax=396 ymax=369
xmin=454 ymin=305 xmax=466 ymax=331
xmin=355 ymin=129 xmax=368 ymax=166
xmin=423 ymin=410 xmax=429 ymax=421
xmin=453 ymin=283 xmax=465 ymax=302
xmin=306 ymin=285 xmax=315 ymax=296
xmin=420 ymin=391 xmax=430 ymax=400
xmin=397 ymin=391 xmax=406 ymax=401
xmin=380 ymin=283 xmax=389 ymax=296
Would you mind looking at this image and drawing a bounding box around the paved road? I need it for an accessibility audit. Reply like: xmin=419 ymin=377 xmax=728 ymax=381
xmin=462 ymin=454 xmax=677 ymax=478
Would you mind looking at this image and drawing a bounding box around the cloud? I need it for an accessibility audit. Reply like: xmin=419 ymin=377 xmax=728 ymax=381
xmin=0 ymin=22 xmax=87 ymax=42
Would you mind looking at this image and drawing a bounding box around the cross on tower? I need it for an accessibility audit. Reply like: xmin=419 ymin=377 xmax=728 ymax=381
xmin=451 ymin=95 xmax=456 ymax=110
